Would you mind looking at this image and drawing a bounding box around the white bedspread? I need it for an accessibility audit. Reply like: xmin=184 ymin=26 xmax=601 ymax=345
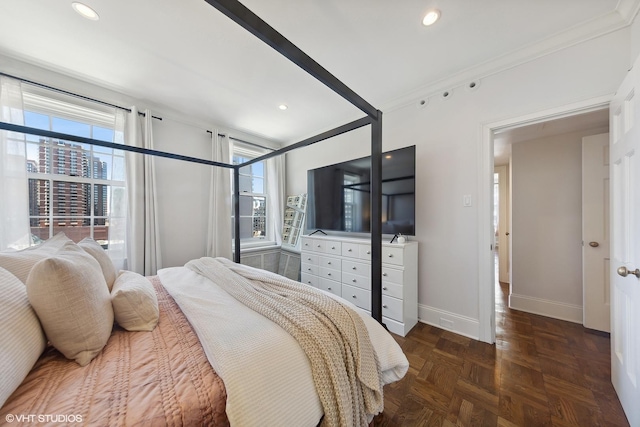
xmin=158 ymin=263 xmax=408 ymax=427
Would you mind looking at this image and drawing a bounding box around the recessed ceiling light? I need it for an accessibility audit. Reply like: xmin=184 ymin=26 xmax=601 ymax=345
xmin=72 ymin=2 xmax=99 ymax=21
xmin=422 ymin=9 xmax=440 ymax=26
xmin=385 ymin=155 xmax=392 ymax=159
xmin=278 ymin=104 xmax=288 ymax=110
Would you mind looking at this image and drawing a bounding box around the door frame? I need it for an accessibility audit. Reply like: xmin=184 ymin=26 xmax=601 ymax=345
xmin=477 ymin=95 xmax=611 ymax=343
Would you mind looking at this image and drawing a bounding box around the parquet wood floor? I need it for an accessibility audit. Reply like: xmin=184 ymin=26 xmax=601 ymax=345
xmin=373 ymin=281 xmax=630 ymax=427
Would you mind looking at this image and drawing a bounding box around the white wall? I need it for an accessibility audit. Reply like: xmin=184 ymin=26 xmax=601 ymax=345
xmin=509 ymin=130 xmax=604 ymax=322
xmin=286 ymin=28 xmax=631 ymax=338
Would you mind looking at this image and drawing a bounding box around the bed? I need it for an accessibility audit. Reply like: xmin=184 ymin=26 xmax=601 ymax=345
xmin=0 ymin=233 xmax=408 ymax=426
xmin=0 ymin=0 xmax=402 ymax=425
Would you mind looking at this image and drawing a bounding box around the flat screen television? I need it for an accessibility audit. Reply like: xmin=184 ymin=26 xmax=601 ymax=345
xmin=306 ymin=145 xmax=415 ymax=235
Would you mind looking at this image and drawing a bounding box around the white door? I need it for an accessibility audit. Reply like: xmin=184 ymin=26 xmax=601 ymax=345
xmin=610 ymin=60 xmax=640 ymax=427
xmin=495 ymin=166 xmax=510 ymax=283
xmin=582 ymin=133 xmax=610 ymax=332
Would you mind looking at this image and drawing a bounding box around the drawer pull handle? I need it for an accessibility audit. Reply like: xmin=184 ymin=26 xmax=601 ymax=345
xmin=317 ymin=244 xmax=321 ymax=248
xmin=388 ymin=254 xmax=393 ymax=258
xmin=352 ymin=279 xmax=357 ymax=283
xmin=352 ymin=266 xmax=356 ymax=270
xmin=307 ymin=281 xmax=312 ymax=284
xmin=352 ymin=295 xmax=357 ymax=299
xmin=327 ymin=287 xmax=332 ymax=290
xmin=383 ymin=287 xmax=388 ymax=291
xmin=366 ymin=250 xmax=371 ymax=255
xmin=307 ymin=268 xmax=311 ymax=271
xmin=327 ymin=262 xmax=331 ymax=265
xmin=331 ymin=246 xmax=336 ymax=249
xmin=382 ymin=273 xmax=388 ymax=277
xmin=348 ymin=249 xmax=353 ymax=252
xmin=383 ymin=305 xmax=388 ymax=309
xmin=327 ymin=273 xmax=331 ymax=276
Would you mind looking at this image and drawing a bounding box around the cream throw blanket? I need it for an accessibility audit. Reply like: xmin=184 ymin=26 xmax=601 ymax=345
xmin=186 ymin=257 xmax=383 ymax=427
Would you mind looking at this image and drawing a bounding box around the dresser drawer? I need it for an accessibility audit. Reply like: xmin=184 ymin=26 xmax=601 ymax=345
xmin=382 ymin=295 xmax=403 ymax=322
xmin=382 ymin=246 xmax=404 ymax=266
xmin=300 ymin=272 xmax=318 ymax=288
xmin=342 ymin=284 xmax=371 ymax=311
xmin=382 ymin=281 xmax=403 ymax=299
xmin=320 ymin=266 xmax=341 ymax=281
xmin=301 ymin=263 xmax=318 ymax=276
xmin=342 ymin=259 xmax=370 ymax=277
xmin=301 ymin=253 xmax=319 ymax=265
xmin=342 ymin=242 xmax=371 ymax=260
xmin=301 ymin=237 xmax=324 ymax=253
xmin=342 ymin=242 xmax=359 ymax=258
xmin=358 ymin=244 xmax=372 ymax=260
xmin=342 ymin=271 xmax=370 ymax=290
xmin=319 ymin=278 xmax=341 ymax=297
xmin=324 ymin=241 xmax=342 ymax=256
xmin=319 ymin=255 xmax=341 ymax=270
xmin=381 ymin=267 xmax=404 ymax=284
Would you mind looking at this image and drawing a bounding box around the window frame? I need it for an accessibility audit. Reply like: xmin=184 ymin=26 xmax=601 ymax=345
xmin=231 ymin=141 xmax=273 ymax=248
xmin=22 ymin=85 xmax=125 ymax=249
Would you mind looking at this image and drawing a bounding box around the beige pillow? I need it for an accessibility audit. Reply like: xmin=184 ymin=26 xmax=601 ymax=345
xmin=0 ymin=267 xmax=47 ymax=407
xmin=0 ymin=232 xmax=72 ymax=284
xmin=111 ymin=271 xmax=159 ymax=332
xmin=26 ymin=241 xmax=113 ymax=366
xmin=78 ymin=237 xmax=117 ymax=291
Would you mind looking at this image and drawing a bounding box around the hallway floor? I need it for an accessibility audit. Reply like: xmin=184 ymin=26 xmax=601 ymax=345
xmin=373 ymin=280 xmax=629 ymax=426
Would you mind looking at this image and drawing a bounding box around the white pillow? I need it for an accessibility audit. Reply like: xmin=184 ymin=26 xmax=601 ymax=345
xmin=26 ymin=241 xmax=113 ymax=366
xmin=0 ymin=267 xmax=47 ymax=407
xmin=78 ymin=237 xmax=117 ymax=291
xmin=0 ymin=232 xmax=72 ymax=284
xmin=111 ymin=271 xmax=159 ymax=332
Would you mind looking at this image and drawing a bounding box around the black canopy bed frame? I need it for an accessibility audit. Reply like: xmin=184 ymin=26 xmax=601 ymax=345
xmin=0 ymin=0 xmax=385 ymax=324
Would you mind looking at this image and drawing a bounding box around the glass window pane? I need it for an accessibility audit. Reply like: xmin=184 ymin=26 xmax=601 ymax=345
xmin=52 ymin=217 xmax=92 ymax=243
xmin=112 ymin=156 xmax=125 ymax=181
xmin=94 ymin=184 xmax=109 ymax=217
xmin=252 ymin=161 xmax=264 ymax=178
xmin=93 ymin=126 xmax=114 ymax=143
xmin=92 ymin=154 xmax=111 ymax=179
xmin=51 ymin=180 xmax=90 ymax=217
xmin=52 ymin=117 xmax=90 ymax=138
xmin=239 ymin=175 xmax=252 ymax=193
xmin=252 ymin=177 xmax=264 ymax=193
xmin=24 ymin=111 xmax=49 ymax=130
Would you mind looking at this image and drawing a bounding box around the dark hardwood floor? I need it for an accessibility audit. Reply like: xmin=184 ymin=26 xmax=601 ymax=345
xmin=374 ymin=279 xmax=630 ymax=426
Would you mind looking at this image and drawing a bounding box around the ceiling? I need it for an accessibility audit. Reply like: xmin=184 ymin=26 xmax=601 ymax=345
xmin=0 ymin=0 xmax=637 ymax=144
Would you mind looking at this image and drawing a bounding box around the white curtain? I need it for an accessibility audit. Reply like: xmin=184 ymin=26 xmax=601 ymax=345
xmin=206 ymin=132 xmax=232 ymax=259
xmin=106 ymin=109 xmax=128 ymax=269
xmin=0 ymin=77 xmax=30 ymax=250
xmin=267 ymin=154 xmax=285 ymax=245
xmin=125 ymin=107 xmax=162 ymax=275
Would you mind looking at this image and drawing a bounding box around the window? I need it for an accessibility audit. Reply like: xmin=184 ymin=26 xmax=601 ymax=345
xmin=22 ymin=86 xmax=125 ymax=250
xmin=232 ymin=143 xmax=268 ymax=243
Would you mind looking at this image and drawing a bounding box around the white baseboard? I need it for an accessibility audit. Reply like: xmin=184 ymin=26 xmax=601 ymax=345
xmin=418 ymin=304 xmax=480 ymax=340
xmin=509 ymin=293 xmax=583 ymax=324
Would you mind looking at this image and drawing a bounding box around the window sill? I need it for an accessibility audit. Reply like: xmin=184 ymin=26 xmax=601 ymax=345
xmin=235 ymin=241 xmax=281 ymax=254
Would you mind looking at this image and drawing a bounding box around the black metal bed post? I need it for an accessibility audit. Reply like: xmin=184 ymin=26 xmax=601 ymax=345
xmin=233 ymin=165 xmax=241 ymax=263
xmin=370 ymin=111 xmax=383 ymax=324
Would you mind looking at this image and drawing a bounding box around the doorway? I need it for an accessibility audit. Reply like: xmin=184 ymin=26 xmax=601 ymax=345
xmin=478 ymin=98 xmax=611 ymax=343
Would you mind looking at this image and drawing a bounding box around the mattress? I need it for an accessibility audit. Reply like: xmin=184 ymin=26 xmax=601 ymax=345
xmin=0 ymin=277 xmax=229 ymax=426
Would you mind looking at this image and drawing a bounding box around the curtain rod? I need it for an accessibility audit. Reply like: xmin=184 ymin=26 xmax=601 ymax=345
xmin=0 ymin=71 xmax=162 ymax=120
xmin=206 ymin=130 xmax=275 ymax=151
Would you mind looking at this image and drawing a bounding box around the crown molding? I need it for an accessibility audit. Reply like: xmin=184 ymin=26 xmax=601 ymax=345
xmin=382 ymin=7 xmax=637 ymax=114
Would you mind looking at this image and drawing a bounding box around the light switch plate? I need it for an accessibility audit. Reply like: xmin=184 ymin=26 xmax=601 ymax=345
xmin=463 ymin=194 xmax=472 ymax=207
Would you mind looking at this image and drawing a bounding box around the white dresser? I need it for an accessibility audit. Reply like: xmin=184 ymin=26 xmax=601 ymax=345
xmin=300 ymin=235 xmax=418 ymax=336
